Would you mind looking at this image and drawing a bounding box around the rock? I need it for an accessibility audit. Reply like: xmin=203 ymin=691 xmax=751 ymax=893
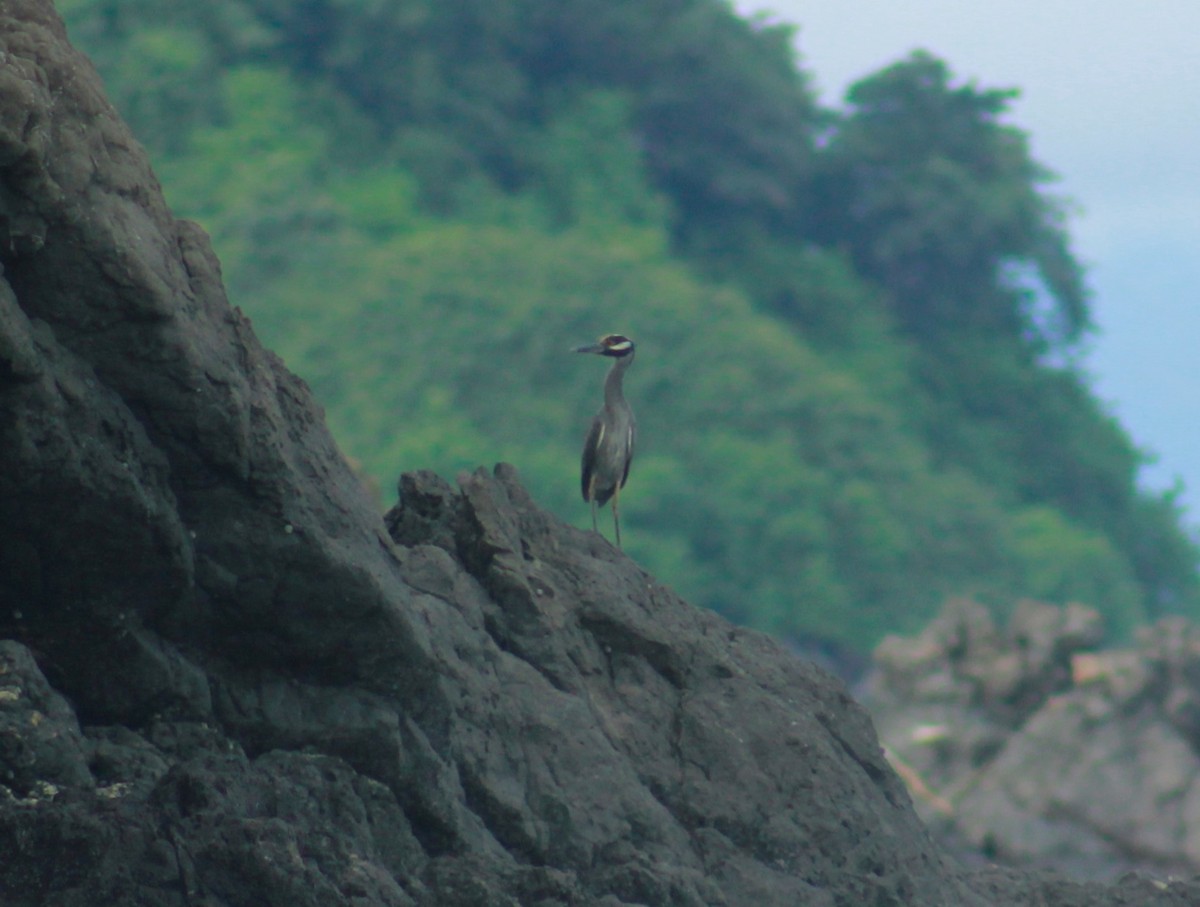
xmin=871 ymin=597 xmax=1103 ymax=726
xmin=954 ymin=694 xmax=1200 ymax=877
xmin=2 ymin=2 xmax=1198 ymax=903
xmin=383 ymin=464 xmax=953 ymax=904
xmin=0 ymin=641 xmax=93 ymax=796
xmin=867 ymin=598 xmax=1200 ymax=881
xmin=867 ymin=597 xmax=1104 ymax=806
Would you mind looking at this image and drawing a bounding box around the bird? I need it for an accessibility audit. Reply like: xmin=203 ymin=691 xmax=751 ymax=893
xmin=574 ymin=333 xmax=637 ymax=547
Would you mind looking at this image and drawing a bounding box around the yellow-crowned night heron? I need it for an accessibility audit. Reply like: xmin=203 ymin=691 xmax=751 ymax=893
xmin=575 ymin=334 xmax=637 ymax=547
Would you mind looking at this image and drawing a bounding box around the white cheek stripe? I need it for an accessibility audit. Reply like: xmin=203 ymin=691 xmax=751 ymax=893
xmin=609 ymin=341 xmax=632 ymax=352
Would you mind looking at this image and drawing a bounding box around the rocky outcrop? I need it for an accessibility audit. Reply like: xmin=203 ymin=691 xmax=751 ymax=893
xmin=2 ymin=2 xmax=1199 ymax=903
xmin=868 ymin=597 xmax=1200 ymax=881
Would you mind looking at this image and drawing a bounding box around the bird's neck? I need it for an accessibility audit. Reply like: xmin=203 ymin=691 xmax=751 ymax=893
xmin=604 ymin=354 xmax=633 ymax=408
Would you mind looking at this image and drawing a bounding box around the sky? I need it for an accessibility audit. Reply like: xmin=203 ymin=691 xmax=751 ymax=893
xmin=733 ymin=0 xmax=1200 ymax=528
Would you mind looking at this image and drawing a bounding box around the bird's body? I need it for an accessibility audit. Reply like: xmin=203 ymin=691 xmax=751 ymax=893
xmin=575 ymin=334 xmax=636 ymax=547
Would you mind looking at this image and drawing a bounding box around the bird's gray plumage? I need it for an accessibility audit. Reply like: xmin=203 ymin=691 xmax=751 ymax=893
xmin=575 ymin=334 xmax=636 ymax=547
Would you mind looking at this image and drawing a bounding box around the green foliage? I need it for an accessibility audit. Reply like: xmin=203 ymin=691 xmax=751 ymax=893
xmin=1009 ymin=507 xmax=1146 ymax=637
xmin=528 ymin=91 xmax=672 ymax=234
xmin=248 ymin=219 xmax=1068 ymax=647
xmin=802 ymin=51 xmax=1200 ymax=624
xmin=60 ymin=0 xmax=1200 ymax=651
xmin=60 ymin=0 xmax=272 ymax=153
xmin=816 ymin=51 xmax=1088 ymax=351
xmin=156 ymin=67 xmax=335 ymax=289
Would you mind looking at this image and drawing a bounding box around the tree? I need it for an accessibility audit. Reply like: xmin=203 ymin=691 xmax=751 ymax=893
xmin=807 ymin=52 xmax=1199 ymax=621
xmin=814 ymin=51 xmax=1087 ymax=355
xmin=58 ymin=2 xmax=1200 ymax=647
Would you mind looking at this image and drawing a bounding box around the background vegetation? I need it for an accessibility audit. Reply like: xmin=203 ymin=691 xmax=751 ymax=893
xmin=60 ymin=0 xmax=1200 ymax=652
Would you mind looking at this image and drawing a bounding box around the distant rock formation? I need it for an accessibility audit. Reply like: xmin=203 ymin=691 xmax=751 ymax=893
xmin=868 ymin=596 xmax=1200 ymax=881
xmin=1 ymin=1 xmax=1197 ymax=903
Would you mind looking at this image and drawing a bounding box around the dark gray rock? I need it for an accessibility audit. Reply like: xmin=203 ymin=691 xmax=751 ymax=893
xmin=0 ymin=641 xmax=92 ymax=795
xmin=2 ymin=1 xmax=1199 ymax=903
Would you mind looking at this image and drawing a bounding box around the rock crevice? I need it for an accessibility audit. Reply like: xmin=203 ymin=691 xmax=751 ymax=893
xmin=2 ymin=3 xmax=1199 ymax=904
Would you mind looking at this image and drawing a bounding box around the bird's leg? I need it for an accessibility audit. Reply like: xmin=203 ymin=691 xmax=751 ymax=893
xmin=590 ymin=497 xmax=598 ymax=534
xmin=612 ymin=483 xmax=622 ymax=549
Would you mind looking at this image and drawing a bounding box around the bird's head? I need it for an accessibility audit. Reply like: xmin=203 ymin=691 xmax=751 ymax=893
xmin=574 ymin=334 xmax=635 ymax=358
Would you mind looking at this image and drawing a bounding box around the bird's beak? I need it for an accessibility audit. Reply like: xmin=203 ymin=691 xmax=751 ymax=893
xmin=574 ymin=343 xmax=605 ymax=354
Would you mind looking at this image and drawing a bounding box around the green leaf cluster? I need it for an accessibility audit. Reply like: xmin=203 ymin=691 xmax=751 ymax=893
xmin=61 ymin=0 xmax=1199 ymax=651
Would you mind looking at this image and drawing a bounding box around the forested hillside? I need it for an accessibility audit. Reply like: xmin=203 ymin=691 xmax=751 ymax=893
xmin=60 ymin=0 xmax=1200 ymax=651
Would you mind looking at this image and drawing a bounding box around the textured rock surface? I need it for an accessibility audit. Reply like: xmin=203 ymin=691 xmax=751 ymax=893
xmin=868 ymin=598 xmax=1200 ymax=881
xmin=2 ymin=2 xmax=1199 ymax=904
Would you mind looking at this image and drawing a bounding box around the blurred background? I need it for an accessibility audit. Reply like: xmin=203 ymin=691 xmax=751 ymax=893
xmin=59 ymin=0 xmax=1199 ymax=663
xmin=737 ymin=0 xmax=1200 ymax=530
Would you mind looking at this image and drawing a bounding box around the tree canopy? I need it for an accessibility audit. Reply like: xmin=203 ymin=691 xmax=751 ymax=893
xmin=60 ymin=0 xmax=1200 ymax=651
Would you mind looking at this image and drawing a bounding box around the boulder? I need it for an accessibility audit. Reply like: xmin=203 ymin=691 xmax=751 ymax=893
xmin=2 ymin=2 xmax=1198 ymax=903
xmin=868 ymin=599 xmax=1200 ymax=880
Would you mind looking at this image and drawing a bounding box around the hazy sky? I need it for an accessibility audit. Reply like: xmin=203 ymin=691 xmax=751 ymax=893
xmin=733 ymin=0 xmax=1200 ymax=527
